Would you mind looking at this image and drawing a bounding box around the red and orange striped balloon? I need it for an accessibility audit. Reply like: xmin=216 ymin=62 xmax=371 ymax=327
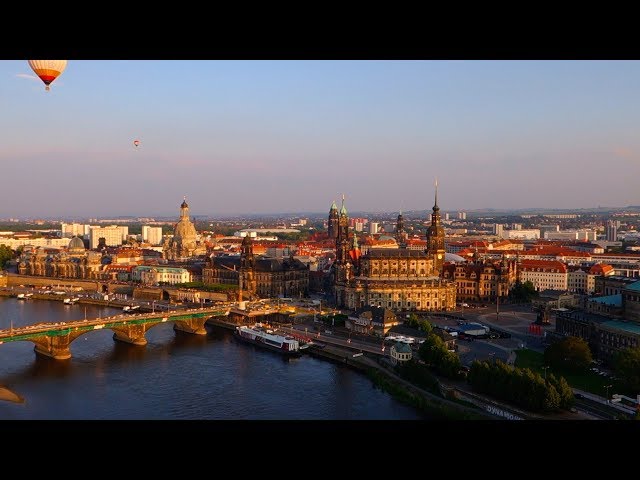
xmin=27 ymin=60 xmax=67 ymax=91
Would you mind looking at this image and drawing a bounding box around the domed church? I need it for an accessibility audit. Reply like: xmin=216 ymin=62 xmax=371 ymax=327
xmin=163 ymin=197 xmax=207 ymax=261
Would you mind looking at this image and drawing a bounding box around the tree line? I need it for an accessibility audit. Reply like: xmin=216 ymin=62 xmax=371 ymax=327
xmin=468 ymin=360 xmax=574 ymax=412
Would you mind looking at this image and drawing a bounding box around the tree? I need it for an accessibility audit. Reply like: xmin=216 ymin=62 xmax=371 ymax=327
xmin=509 ymin=280 xmax=538 ymax=303
xmin=406 ymin=314 xmax=420 ymax=329
xmin=418 ymin=320 xmax=433 ymax=335
xmin=0 ymin=245 xmax=14 ymax=269
xmin=547 ymin=373 xmax=574 ymax=410
xmin=544 ymin=336 xmax=592 ymax=373
xmin=418 ymin=333 xmax=445 ymax=365
xmin=614 ymin=347 xmax=640 ymax=393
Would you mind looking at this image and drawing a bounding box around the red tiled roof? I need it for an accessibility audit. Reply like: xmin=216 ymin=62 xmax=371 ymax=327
xmin=589 ymin=264 xmax=614 ymax=275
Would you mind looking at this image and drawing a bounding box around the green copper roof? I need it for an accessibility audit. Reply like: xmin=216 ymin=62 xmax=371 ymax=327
xmin=602 ymin=320 xmax=640 ymax=335
xmin=330 ymin=200 xmax=338 ymax=210
xmin=590 ymin=294 xmax=622 ymax=307
xmin=627 ymin=280 xmax=640 ymax=292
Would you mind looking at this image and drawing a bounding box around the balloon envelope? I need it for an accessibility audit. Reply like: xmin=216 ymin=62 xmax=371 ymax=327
xmin=133 ymin=140 xmax=140 ymax=147
xmin=27 ymin=60 xmax=67 ymax=91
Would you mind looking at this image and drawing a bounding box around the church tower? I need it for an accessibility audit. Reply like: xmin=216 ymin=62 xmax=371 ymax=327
xmin=426 ymin=179 xmax=446 ymax=275
xmin=163 ymin=196 xmax=201 ymax=260
xmin=180 ymin=197 xmax=190 ymax=220
xmin=334 ymin=195 xmax=351 ymax=308
xmin=328 ymin=200 xmax=339 ymax=239
xmin=336 ymin=195 xmax=350 ymax=266
xmin=240 ymin=235 xmax=256 ymax=299
xmin=395 ymin=210 xmax=407 ymax=246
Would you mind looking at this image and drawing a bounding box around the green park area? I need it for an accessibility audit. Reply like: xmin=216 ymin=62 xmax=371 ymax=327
xmin=514 ymin=348 xmax=627 ymax=398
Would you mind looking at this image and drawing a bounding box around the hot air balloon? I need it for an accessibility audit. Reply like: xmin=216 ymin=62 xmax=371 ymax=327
xmin=133 ymin=140 xmax=140 ymax=148
xmin=27 ymin=60 xmax=67 ymax=91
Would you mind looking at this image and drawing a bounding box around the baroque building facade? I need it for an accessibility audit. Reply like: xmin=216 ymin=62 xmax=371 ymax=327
xmin=163 ymin=198 xmax=207 ymax=261
xmin=333 ymin=187 xmax=456 ymax=312
xmin=202 ymin=235 xmax=309 ymax=300
xmin=17 ymin=236 xmax=105 ymax=279
xmin=442 ymin=256 xmax=517 ymax=302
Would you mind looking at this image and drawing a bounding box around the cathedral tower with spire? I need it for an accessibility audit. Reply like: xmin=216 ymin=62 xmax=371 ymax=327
xmin=332 ymin=188 xmax=456 ymax=312
xmin=426 ymin=180 xmax=446 ymax=275
xmin=336 ymin=195 xmax=350 ymax=266
xmin=395 ymin=210 xmax=407 ymax=245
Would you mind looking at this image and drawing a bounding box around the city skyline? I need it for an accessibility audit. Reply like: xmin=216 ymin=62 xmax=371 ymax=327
xmin=2 ymin=60 xmax=640 ymax=217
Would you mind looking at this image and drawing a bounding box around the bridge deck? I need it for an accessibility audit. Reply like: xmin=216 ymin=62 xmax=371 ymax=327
xmin=0 ymin=306 xmax=231 ymax=343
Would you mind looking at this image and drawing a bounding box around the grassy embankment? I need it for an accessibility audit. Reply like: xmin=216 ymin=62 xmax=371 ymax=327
xmin=366 ymin=368 xmax=488 ymax=420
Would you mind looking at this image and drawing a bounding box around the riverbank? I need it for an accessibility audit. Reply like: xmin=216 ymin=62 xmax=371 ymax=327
xmin=0 ymin=288 xmax=141 ymax=311
xmin=0 ymin=385 xmax=25 ymax=404
xmin=206 ymin=317 xmax=489 ymax=419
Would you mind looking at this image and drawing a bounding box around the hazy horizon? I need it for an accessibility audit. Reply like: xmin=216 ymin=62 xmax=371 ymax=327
xmin=2 ymin=60 xmax=639 ymax=217
xmin=4 ymin=203 xmax=639 ymax=222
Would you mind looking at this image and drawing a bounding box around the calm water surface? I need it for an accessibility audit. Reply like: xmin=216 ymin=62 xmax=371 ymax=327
xmin=0 ymin=297 xmax=426 ymax=420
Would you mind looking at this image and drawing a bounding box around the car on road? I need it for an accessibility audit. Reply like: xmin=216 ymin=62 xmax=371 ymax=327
xmin=575 ymin=393 xmax=585 ymax=399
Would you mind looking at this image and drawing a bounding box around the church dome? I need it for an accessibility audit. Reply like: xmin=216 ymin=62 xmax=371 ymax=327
xmin=378 ymin=235 xmax=398 ymax=244
xmin=68 ymin=236 xmax=85 ymax=251
xmin=445 ymin=252 xmax=466 ymax=263
xmin=174 ymin=218 xmax=197 ymax=239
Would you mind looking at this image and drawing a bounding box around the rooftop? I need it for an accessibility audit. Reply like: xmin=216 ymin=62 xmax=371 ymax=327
xmin=392 ymin=342 xmax=413 ymax=354
xmin=589 ymin=294 xmax=622 ymax=307
xmin=601 ymin=320 xmax=640 ymax=335
xmin=626 ymin=280 xmax=640 ymax=292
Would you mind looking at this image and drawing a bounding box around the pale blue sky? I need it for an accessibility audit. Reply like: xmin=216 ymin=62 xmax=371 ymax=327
xmin=1 ymin=60 xmax=639 ymax=218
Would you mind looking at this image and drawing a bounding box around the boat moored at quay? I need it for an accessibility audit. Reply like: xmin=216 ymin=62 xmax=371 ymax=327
xmin=234 ymin=324 xmax=301 ymax=357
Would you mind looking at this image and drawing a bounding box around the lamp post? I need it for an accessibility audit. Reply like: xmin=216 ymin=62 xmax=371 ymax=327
xmin=542 ymin=365 xmax=549 ymax=382
xmin=605 ymin=384 xmax=612 ymax=404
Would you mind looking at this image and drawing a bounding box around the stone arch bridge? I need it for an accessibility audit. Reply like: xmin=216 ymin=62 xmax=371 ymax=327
xmin=0 ymin=307 xmax=230 ymax=360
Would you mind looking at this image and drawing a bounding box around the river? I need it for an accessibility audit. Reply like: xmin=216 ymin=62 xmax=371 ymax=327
xmin=0 ymin=297 xmax=426 ymax=420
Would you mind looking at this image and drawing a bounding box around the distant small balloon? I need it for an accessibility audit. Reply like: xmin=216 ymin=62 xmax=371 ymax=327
xmin=133 ymin=140 xmax=140 ymax=147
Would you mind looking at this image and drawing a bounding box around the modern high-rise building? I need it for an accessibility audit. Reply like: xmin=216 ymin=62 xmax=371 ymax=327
xmin=606 ymin=220 xmax=618 ymax=242
xmin=61 ymin=222 xmax=91 ymax=238
xmin=89 ymin=225 xmax=128 ymax=249
xmin=458 ymin=211 xmax=467 ymax=220
xmin=539 ymin=224 xmax=560 ymax=236
xmin=494 ymin=224 xmax=504 ymax=238
xmin=142 ymin=225 xmax=163 ymax=246
xmin=369 ymin=222 xmax=379 ymax=234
